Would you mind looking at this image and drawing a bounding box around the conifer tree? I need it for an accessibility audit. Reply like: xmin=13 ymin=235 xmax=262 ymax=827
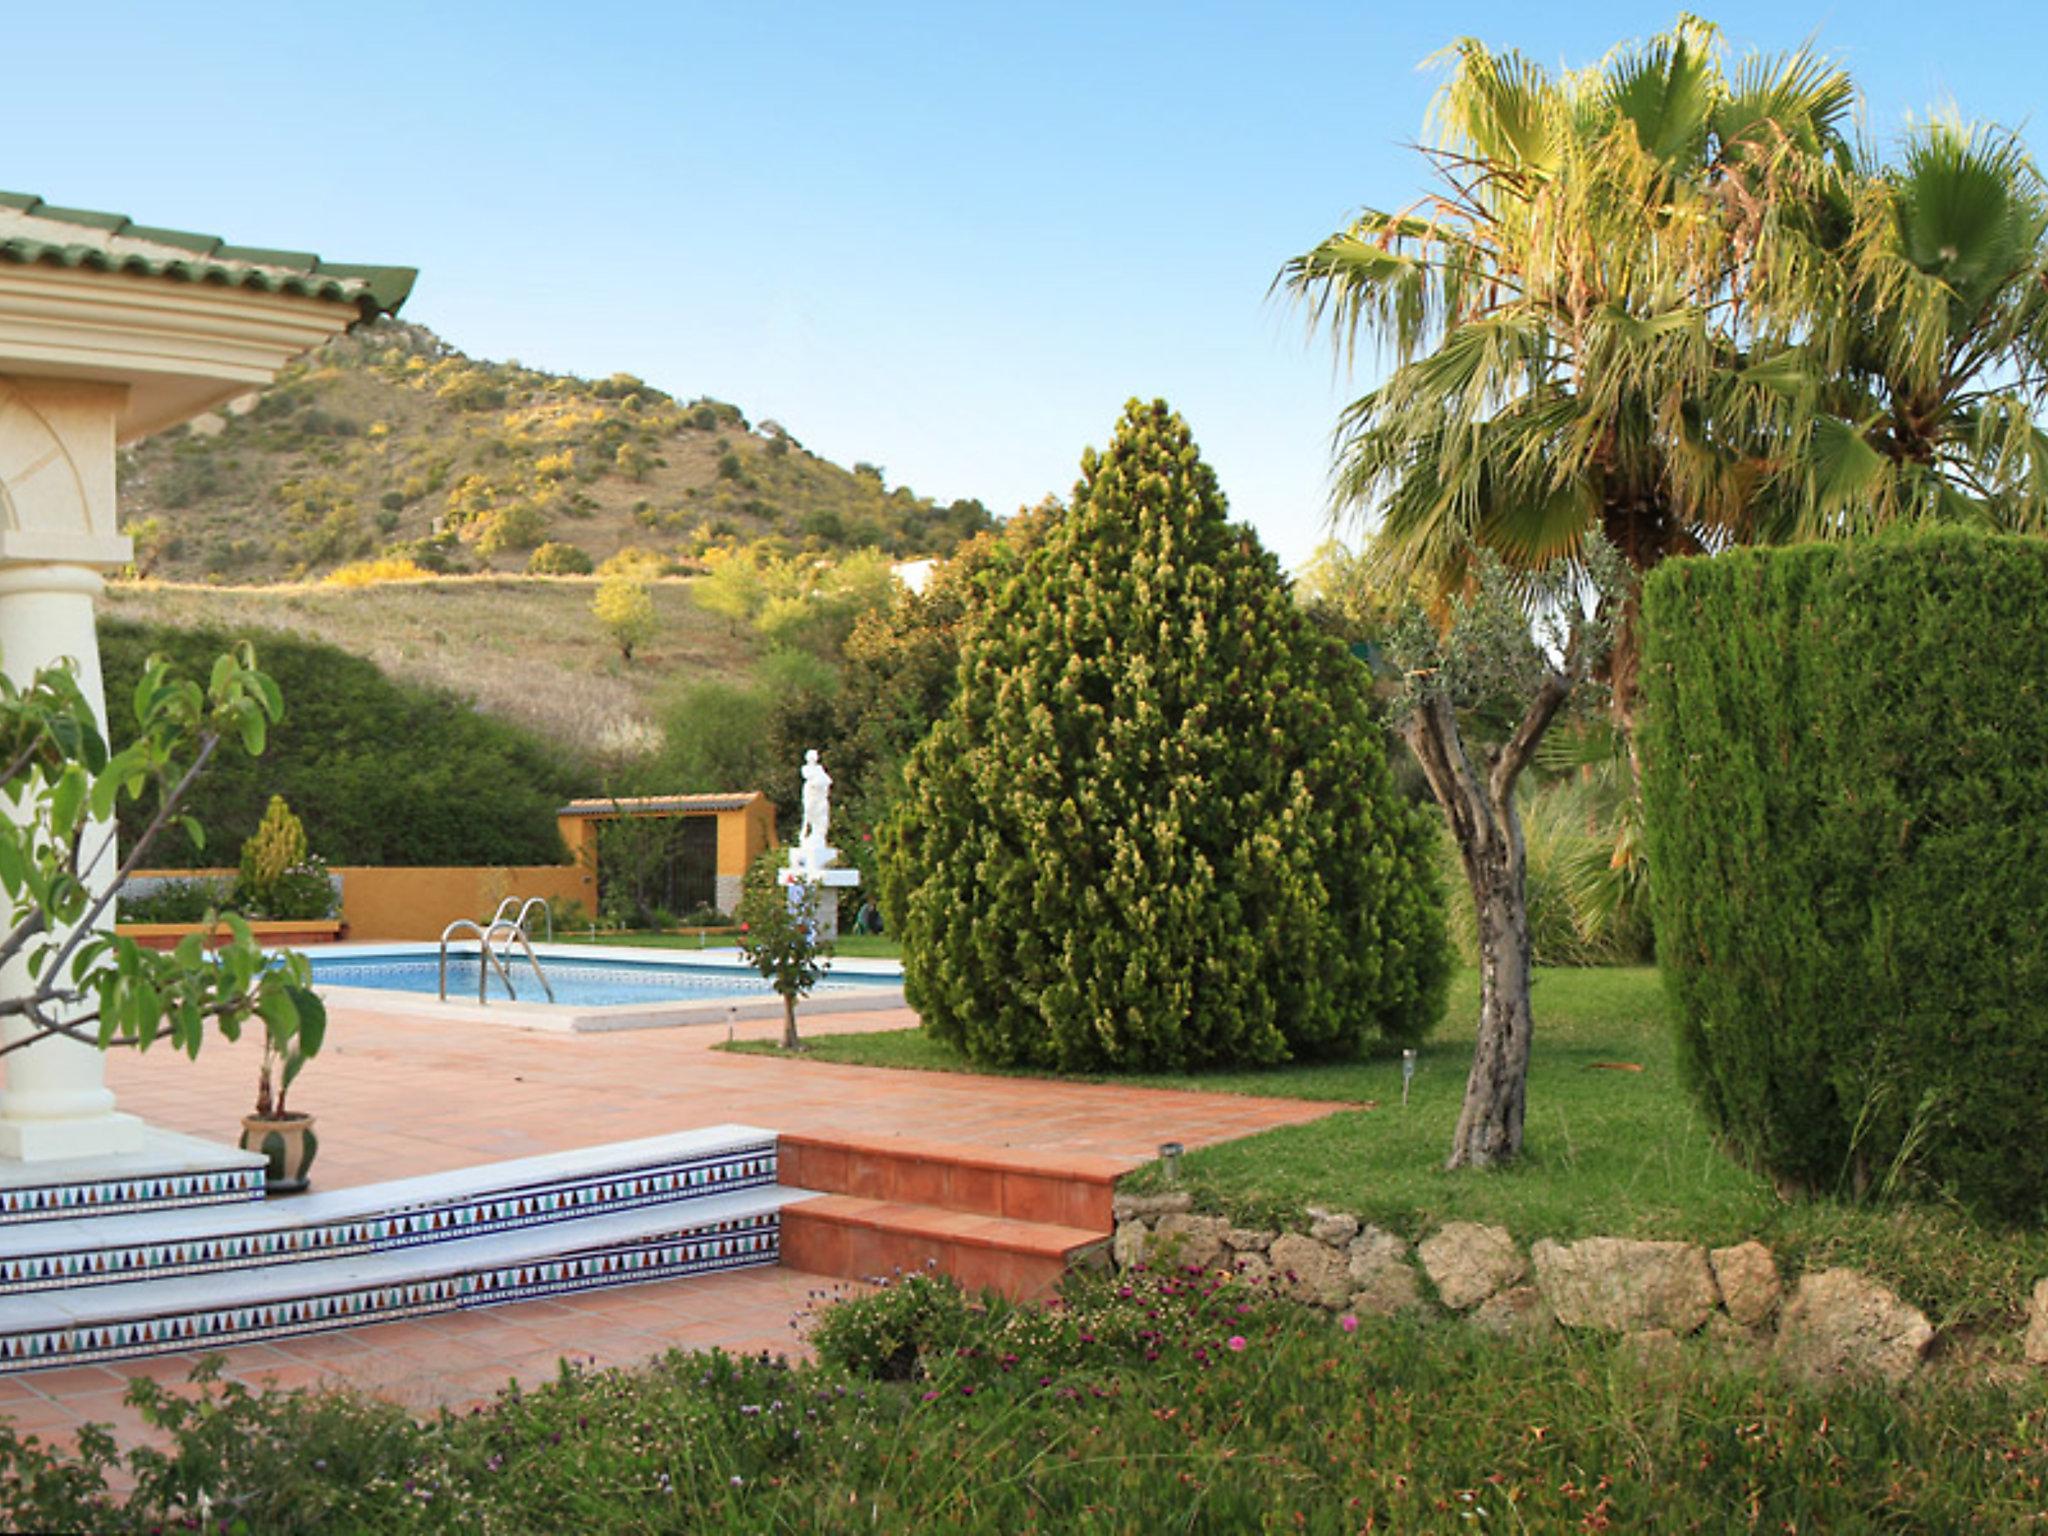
xmin=879 ymin=400 xmax=1447 ymax=1071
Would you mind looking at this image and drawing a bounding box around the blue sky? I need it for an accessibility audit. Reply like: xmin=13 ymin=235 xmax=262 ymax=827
xmin=9 ymin=1 xmax=2044 ymax=567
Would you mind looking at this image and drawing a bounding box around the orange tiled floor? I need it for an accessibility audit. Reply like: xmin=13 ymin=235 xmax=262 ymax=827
xmin=9 ymin=999 xmax=1342 ymax=1436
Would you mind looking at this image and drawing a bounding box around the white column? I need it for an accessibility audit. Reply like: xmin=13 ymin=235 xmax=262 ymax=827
xmin=0 ymin=563 xmax=144 ymax=1157
xmin=0 ymin=378 xmax=141 ymax=1161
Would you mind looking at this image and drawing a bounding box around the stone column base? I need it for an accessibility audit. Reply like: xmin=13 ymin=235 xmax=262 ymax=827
xmin=0 ymin=1108 xmax=146 ymax=1162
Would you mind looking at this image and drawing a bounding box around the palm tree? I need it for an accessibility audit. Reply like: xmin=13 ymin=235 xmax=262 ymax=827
xmin=1279 ymin=18 xmax=1855 ymax=703
xmin=1756 ymin=120 xmax=2048 ymax=537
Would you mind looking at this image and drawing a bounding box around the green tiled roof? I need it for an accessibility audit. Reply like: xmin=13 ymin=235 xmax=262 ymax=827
xmin=0 ymin=192 xmax=415 ymax=318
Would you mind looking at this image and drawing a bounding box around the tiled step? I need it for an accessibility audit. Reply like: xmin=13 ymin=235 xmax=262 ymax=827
xmin=0 ymin=1187 xmax=810 ymax=1374
xmin=777 ymin=1133 xmax=1125 ymax=1231
xmin=2 ymin=1126 xmax=779 ymax=1294
xmin=780 ymin=1195 xmax=1108 ymax=1301
xmin=0 ymin=1129 xmax=266 ymax=1225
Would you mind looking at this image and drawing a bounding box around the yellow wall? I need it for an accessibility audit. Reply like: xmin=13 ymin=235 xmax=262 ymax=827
xmin=128 ymin=864 xmax=593 ymax=943
xmin=338 ymin=865 xmax=589 ymax=941
xmin=717 ymin=801 xmax=778 ymax=877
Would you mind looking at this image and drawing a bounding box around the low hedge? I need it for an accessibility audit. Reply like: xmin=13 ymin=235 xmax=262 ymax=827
xmin=1638 ymin=530 xmax=2048 ymax=1223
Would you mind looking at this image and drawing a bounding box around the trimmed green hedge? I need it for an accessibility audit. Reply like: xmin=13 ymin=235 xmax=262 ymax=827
xmin=1639 ymin=531 xmax=2048 ymax=1223
xmin=879 ymin=401 xmax=1448 ymax=1071
xmin=101 ymin=620 xmax=576 ymax=868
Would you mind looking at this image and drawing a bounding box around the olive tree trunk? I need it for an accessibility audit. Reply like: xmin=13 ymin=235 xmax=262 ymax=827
xmin=1401 ymin=672 xmax=1572 ymax=1170
xmin=782 ymin=991 xmax=802 ymax=1052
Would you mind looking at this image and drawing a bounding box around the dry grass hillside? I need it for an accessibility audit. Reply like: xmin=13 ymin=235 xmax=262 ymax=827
xmin=117 ymin=319 xmax=993 ymax=585
xmin=102 ymin=577 xmax=759 ymax=759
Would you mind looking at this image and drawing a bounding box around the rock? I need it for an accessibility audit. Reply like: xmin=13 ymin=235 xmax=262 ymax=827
xmin=1224 ymin=1227 xmax=1276 ymax=1253
xmin=1531 ymin=1238 xmax=1718 ymax=1335
xmin=1418 ymin=1223 xmax=1526 ymax=1311
xmin=1112 ymin=1191 xmax=1192 ymax=1222
xmin=1776 ymin=1268 xmax=1934 ymax=1385
xmin=1152 ymin=1213 xmax=1230 ymax=1273
xmin=1347 ymin=1227 xmax=1410 ymax=1282
xmin=1231 ymin=1252 xmax=1273 ymax=1286
xmin=1343 ymin=1227 xmax=1423 ymax=1316
xmin=1469 ymin=1285 xmax=1556 ymax=1340
xmin=1710 ymin=1242 xmax=1783 ymax=1329
xmin=1112 ymin=1220 xmax=1150 ymax=1270
xmin=2024 ymin=1278 xmax=2048 ymax=1367
xmin=1270 ymin=1232 xmax=1353 ymax=1309
xmin=1346 ymin=1265 xmax=1425 ymax=1317
xmin=1308 ymin=1210 xmax=1361 ymax=1246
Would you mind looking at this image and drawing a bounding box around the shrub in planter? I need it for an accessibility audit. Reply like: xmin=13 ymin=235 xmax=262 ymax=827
xmin=1639 ymin=531 xmax=2048 ymax=1222
xmin=879 ymin=399 xmax=1448 ymax=1071
xmin=234 ymin=796 xmax=339 ymax=921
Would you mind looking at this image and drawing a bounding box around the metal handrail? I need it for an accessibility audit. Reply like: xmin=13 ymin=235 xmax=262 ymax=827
xmin=484 ymin=918 xmax=556 ymax=1003
xmin=514 ymin=895 xmax=553 ymax=944
xmin=438 ymin=920 xmax=520 ymax=1003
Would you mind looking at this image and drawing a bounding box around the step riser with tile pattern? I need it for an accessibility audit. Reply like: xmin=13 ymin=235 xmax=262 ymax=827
xmin=4 ymin=1136 xmax=779 ymax=1294
xmin=0 ymin=1128 xmax=804 ymax=1376
xmin=0 ymin=1208 xmax=785 ymax=1373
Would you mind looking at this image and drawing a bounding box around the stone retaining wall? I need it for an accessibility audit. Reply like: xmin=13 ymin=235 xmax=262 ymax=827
xmin=1112 ymin=1193 xmax=2048 ymax=1384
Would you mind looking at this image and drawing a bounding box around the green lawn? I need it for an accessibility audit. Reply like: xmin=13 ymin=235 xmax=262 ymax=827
xmin=557 ymin=930 xmax=903 ymax=960
xmin=729 ymin=966 xmax=2048 ymax=1330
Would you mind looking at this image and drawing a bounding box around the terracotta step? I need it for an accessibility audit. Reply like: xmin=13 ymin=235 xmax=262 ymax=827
xmin=780 ymin=1195 xmax=1108 ymax=1301
xmin=778 ymin=1133 xmax=1126 ymax=1231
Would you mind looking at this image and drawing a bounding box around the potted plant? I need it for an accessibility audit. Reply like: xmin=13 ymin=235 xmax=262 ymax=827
xmin=242 ymin=1032 xmax=318 ymax=1193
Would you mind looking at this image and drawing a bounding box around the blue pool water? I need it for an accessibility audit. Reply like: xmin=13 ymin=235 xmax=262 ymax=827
xmin=309 ymin=952 xmax=891 ymax=1008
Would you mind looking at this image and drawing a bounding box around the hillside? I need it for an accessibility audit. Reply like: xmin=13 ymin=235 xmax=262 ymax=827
xmin=115 ymin=319 xmax=994 ymax=584
xmin=101 ymin=577 xmax=759 ymax=760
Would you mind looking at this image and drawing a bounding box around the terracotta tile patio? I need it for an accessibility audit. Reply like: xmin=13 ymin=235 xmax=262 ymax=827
xmin=9 ymin=999 xmax=1342 ymax=1442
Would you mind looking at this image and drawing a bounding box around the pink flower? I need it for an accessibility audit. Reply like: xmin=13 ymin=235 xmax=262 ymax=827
xmin=1339 ymin=1314 xmax=1359 ymax=1334
xmin=1227 ymin=1335 xmax=1248 ymax=1352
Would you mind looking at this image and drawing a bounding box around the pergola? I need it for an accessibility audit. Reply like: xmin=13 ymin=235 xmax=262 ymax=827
xmin=0 ymin=192 xmax=412 ymax=1164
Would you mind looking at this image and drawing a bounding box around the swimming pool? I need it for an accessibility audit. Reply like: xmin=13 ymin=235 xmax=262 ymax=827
xmin=306 ymin=944 xmax=905 ymax=1032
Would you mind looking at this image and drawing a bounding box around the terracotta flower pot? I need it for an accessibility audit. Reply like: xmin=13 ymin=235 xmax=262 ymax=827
xmin=241 ymin=1111 xmax=319 ymax=1194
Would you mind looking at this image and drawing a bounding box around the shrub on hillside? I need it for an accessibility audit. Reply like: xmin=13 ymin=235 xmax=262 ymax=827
xmin=878 ymin=400 xmax=1448 ymax=1072
xmin=100 ymin=621 xmax=575 ymax=869
xmin=1640 ymin=531 xmax=2048 ymax=1223
xmin=527 ymin=541 xmax=595 ymax=576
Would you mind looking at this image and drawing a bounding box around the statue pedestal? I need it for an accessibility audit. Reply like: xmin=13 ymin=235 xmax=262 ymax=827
xmin=778 ymin=852 xmax=861 ymax=941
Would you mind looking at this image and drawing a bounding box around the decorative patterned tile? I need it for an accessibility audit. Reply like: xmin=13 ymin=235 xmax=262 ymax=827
xmin=1 ymin=1143 xmax=779 ymax=1294
xmin=0 ymin=1165 xmax=263 ymax=1226
xmin=0 ymin=1212 xmax=784 ymax=1373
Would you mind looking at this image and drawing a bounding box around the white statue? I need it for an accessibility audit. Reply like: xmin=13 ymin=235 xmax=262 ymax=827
xmin=798 ymin=749 xmax=832 ymax=863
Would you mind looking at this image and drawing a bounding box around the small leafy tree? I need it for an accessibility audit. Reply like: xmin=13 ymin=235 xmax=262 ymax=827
xmin=1386 ymin=541 xmax=1625 ymax=1169
xmin=735 ymin=849 xmax=830 ymax=1051
xmin=592 ymin=571 xmax=657 ymax=662
xmin=0 ymin=644 xmax=324 ymax=1070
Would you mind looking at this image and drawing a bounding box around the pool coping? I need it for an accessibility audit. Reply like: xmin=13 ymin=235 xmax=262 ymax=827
xmin=304 ymin=941 xmax=907 ymax=1034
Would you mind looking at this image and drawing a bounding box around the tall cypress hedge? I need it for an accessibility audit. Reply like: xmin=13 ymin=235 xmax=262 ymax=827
xmin=878 ymin=400 xmax=1448 ymax=1071
xmin=1639 ymin=531 xmax=2048 ymax=1223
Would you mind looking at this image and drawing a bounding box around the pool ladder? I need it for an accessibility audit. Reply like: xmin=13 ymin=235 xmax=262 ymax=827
xmin=438 ymin=897 xmax=556 ymax=1004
